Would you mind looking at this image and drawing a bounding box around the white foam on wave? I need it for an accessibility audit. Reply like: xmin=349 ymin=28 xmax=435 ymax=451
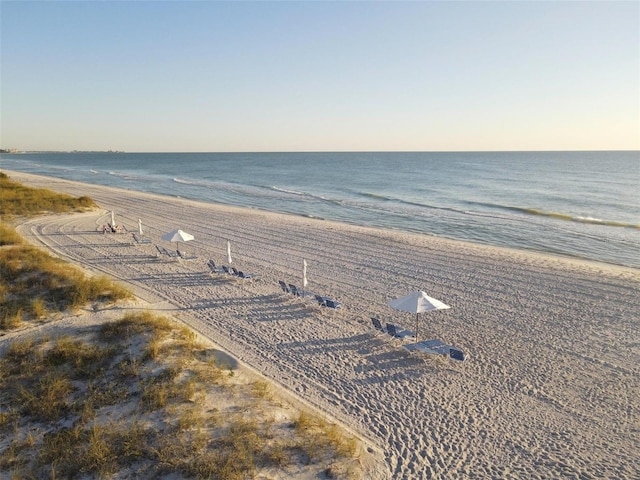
xmin=270 ymin=186 xmax=305 ymax=196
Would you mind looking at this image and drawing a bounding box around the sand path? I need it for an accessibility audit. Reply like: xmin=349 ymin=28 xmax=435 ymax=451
xmin=7 ymin=171 xmax=639 ymax=479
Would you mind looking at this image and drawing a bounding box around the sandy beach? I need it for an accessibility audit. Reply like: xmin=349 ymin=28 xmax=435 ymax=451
xmin=6 ymin=170 xmax=639 ymax=480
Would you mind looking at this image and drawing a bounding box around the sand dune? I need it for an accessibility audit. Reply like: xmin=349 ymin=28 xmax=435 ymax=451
xmin=8 ymin=171 xmax=639 ymax=479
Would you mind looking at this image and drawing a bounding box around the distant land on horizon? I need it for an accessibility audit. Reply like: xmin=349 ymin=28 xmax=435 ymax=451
xmin=2 ymin=148 xmax=638 ymax=155
xmin=0 ymin=149 xmax=125 ymax=154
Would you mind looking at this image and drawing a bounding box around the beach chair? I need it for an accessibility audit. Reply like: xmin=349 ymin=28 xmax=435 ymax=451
xmin=324 ymin=299 xmax=342 ymax=309
xmin=207 ymin=259 xmax=218 ymax=274
xmin=278 ymin=280 xmax=290 ymax=293
xmin=155 ymin=245 xmax=179 ymax=259
xmin=314 ymin=294 xmax=327 ymax=306
xmin=230 ymin=266 xmax=239 ymax=276
xmin=449 ymin=348 xmax=467 ymax=362
xmin=371 ymin=317 xmax=387 ymax=334
xmin=237 ymin=271 xmax=253 ymax=279
xmin=386 ymin=323 xmax=415 ymax=340
xmin=178 ymin=250 xmax=197 ymax=260
xmin=132 ymin=233 xmax=151 ymax=245
xmin=222 ymin=266 xmax=231 ymax=274
xmin=405 ymin=339 xmax=450 ymax=355
xmin=289 ymin=284 xmax=301 ymax=296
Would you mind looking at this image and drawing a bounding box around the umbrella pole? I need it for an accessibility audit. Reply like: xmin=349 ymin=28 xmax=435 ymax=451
xmin=416 ymin=313 xmax=419 ymax=342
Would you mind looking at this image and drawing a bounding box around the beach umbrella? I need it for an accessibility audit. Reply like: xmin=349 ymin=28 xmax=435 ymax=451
xmin=227 ymin=240 xmax=232 ymax=264
xmin=162 ymin=229 xmax=194 ymax=251
xmin=138 ymin=219 xmax=143 ymax=236
xmin=302 ymin=259 xmax=308 ymax=295
xmin=111 ymin=210 xmax=115 ymax=227
xmin=389 ymin=291 xmax=450 ymax=342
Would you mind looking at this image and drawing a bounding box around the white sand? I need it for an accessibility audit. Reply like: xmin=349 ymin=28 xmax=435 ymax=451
xmin=6 ymin=171 xmax=639 ymax=479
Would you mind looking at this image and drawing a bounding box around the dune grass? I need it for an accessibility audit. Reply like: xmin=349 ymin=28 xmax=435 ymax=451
xmin=0 ymin=172 xmax=129 ymax=329
xmin=0 ymin=223 xmax=23 ymax=246
xmin=0 ymin=240 xmax=132 ymax=329
xmin=0 ymin=312 xmax=363 ymax=479
xmin=0 ymin=171 xmax=96 ymax=217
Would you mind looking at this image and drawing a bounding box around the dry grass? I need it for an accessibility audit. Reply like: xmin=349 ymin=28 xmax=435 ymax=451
xmin=295 ymin=411 xmax=360 ymax=461
xmin=0 ymin=173 xmax=128 ymax=330
xmin=0 ymin=171 xmax=96 ymax=217
xmin=0 ymin=223 xmax=23 ymax=246
xmin=0 ymin=239 xmax=132 ymax=330
xmin=0 ymin=311 xmax=364 ymax=478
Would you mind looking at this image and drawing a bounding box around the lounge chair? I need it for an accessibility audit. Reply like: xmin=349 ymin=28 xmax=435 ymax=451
xmin=207 ymin=260 xmax=218 ymax=274
xmin=371 ymin=317 xmax=387 ymax=334
xmin=178 ymin=250 xmax=197 ymax=260
xmin=314 ymin=294 xmax=327 ymax=306
xmin=237 ymin=271 xmax=253 ymax=279
xmin=386 ymin=323 xmax=415 ymax=340
xmin=449 ymin=348 xmax=467 ymax=362
xmin=132 ymin=233 xmax=152 ymax=245
xmin=289 ymin=284 xmax=301 ymax=296
xmin=405 ymin=339 xmax=450 ymax=355
xmin=278 ymin=280 xmax=290 ymax=293
xmin=230 ymin=266 xmax=239 ymax=276
xmin=324 ymin=299 xmax=342 ymax=309
xmin=155 ymin=245 xmax=177 ymax=257
xmin=222 ymin=266 xmax=231 ymax=274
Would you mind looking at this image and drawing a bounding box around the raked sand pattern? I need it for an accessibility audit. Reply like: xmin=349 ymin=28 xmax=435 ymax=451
xmin=8 ymin=171 xmax=639 ymax=480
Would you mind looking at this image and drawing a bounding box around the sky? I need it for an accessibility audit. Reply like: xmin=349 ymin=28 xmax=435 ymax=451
xmin=1 ymin=1 xmax=638 ymax=152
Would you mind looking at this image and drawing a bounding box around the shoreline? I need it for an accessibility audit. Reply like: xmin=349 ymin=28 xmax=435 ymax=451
xmin=4 ymin=170 xmax=639 ymax=479
xmin=4 ymin=169 xmax=637 ymax=277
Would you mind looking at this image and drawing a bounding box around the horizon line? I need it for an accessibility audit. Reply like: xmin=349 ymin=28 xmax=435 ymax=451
xmin=3 ymin=148 xmax=639 ymax=154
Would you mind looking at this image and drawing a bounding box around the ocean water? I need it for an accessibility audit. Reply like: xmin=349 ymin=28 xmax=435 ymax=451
xmin=1 ymin=151 xmax=638 ymax=269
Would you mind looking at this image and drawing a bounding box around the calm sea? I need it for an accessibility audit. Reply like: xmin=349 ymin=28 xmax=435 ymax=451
xmin=2 ymin=151 xmax=638 ymax=269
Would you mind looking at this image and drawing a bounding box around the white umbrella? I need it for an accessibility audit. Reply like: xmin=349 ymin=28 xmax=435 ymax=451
xmin=227 ymin=240 xmax=232 ymax=264
xmin=111 ymin=210 xmax=115 ymax=227
xmin=138 ymin=218 xmax=143 ymax=236
xmin=389 ymin=291 xmax=450 ymax=342
xmin=162 ymin=229 xmax=194 ymax=252
xmin=302 ymin=259 xmax=308 ymax=296
xmin=303 ymin=259 xmax=308 ymax=288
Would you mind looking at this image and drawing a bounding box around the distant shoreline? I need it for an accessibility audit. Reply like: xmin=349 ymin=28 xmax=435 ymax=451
xmin=2 ymin=149 xmax=638 ymax=155
xmin=1 ymin=149 xmax=125 ymax=154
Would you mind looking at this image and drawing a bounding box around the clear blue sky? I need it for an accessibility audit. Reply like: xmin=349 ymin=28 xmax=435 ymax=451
xmin=1 ymin=1 xmax=638 ymax=152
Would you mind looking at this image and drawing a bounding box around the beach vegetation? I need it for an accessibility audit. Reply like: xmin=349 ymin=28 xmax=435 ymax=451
xmin=0 ymin=311 xmax=364 ymax=478
xmin=0 ymin=222 xmax=23 ymax=246
xmin=294 ymin=411 xmax=359 ymax=461
xmin=0 ymin=175 xmax=128 ymax=329
xmin=0 ymin=171 xmax=96 ymax=217
xmin=251 ymin=380 xmax=272 ymax=400
xmin=0 ymin=237 xmax=132 ymax=330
